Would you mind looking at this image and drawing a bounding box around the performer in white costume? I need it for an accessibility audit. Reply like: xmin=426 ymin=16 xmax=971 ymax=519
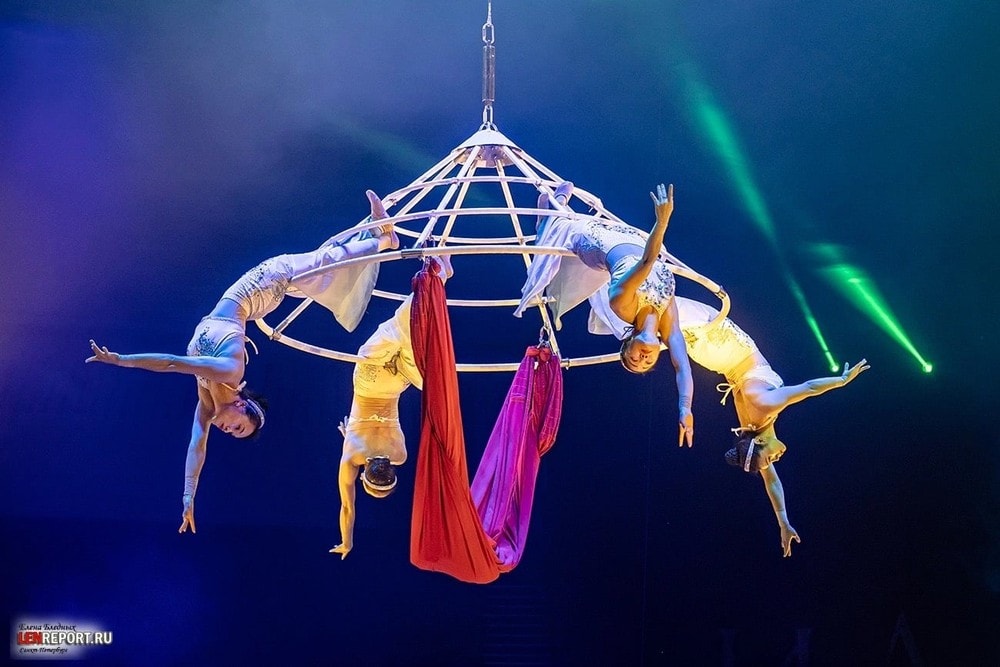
xmin=516 ymin=183 xmax=694 ymax=447
xmin=87 ymin=190 xmax=399 ymax=535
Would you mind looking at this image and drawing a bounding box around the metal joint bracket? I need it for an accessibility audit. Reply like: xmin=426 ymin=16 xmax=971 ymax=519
xmin=400 ymin=248 xmax=426 ymax=260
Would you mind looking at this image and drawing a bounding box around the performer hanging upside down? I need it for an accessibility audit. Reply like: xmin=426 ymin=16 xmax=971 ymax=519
xmin=86 ymin=190 xmax=399 ymax=535
xmin=329 ymin=256 xmax=451 ymax=560
xmin=591 ymin=293 xmax=870 ymax=556
xmin=516 ymin=182 xmax=694 ymax=446
xmin=681 ymin=296 xmax=868 ymax=555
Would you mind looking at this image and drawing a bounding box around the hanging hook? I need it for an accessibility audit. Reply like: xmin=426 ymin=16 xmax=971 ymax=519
xmin=538 ymin=326 xmax=551 ymax=348
xmin=480 ymin=0 xmax=497 ymax=130
xmin=481 ymin=0 xmax=494 ymax=44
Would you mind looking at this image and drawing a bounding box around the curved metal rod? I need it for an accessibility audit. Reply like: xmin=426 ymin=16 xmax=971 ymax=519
xmin=255 ymin=316 xmax=620 ymax=372
xmin=289 ymin=242 xmax=727 ymax=309
xmin=374 ymin=206 xmax=594 ymax=232
xmin=371 ymin=288 xmax=553 ymax=308
xmin=255 ymin=243 xmax=731 ymax=371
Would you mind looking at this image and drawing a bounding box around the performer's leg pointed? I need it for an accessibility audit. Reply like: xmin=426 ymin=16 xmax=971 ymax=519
xmin=553 ymin=180 xmax=573 ymax=205
xmin=537 ymin=181 xmax=573 ymax=226
xmin=367 ymin=190 xmax=399 ymax=250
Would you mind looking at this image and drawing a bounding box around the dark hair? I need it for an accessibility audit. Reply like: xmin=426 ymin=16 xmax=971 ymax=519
xmin=724 ymin=431 xmax=763 ymax=474
xmin=619 ymin=328 xmax=654 ymax=375
xmin=362 ymin=457 xmax=397 ymax=498
xmin=238 ymin=388 xmax=268 ymax=439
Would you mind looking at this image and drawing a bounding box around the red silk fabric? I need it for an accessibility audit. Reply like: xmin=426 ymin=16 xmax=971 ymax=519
xmin=410 ymin=264 xmax=563 ymax=583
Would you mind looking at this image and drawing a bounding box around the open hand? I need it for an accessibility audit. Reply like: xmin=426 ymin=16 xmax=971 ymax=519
xmin=329 ymin=544 xmax=351 ymax=560
xmin=840 ymin=358 xmax=870 ymax=385
xmin=86 ymin=340 xmax=120 ymax=365
xmin=678 ymin=408 xmax=694 ymax=448
xmin=649 ymin=183 xmax=674 ymax=222
xmin=178 ymin=497 xmax=197 ymax=534
xmin=780 ymin=523 xmax=800 ymax=557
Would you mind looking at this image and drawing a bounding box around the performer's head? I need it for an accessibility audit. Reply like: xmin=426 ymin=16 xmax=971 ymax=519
xmin=725 ymin=429 xmax=785 ymax=473
xmin=620 ymin=329 xmax=661 ymax=374
xmin=212 ymin=389 xmax=267 ymax=439
xmin=361 ymin=456 xmax=398 ymax=498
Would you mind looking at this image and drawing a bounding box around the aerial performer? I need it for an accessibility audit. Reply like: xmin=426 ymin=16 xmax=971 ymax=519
xmin=332 ymin=257 xmax=563 ymax=583
xmin=86 ymin=190 xmax=399 ymax=535
xmin=589 ymin=293 xmax=870 ymax=556
xmin=329 ymin=257 xmax=451 ymax=560
xmin=516 ymin=182 xmax=694 ymax=447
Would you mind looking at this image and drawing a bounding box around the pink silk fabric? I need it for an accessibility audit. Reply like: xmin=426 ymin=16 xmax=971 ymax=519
xmin=471 ymin=344 xmax=562 ymax=571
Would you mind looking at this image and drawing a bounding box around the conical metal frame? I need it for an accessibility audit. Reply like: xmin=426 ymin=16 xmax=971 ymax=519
xmin=255 ymin=128 xmax=730 ymax=372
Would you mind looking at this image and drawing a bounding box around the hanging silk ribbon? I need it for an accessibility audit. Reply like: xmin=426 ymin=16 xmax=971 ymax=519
xmin=409 ymin=261 xmax=563 ymax=583
xmin=471 ymin=343 xmax=562 ymax=571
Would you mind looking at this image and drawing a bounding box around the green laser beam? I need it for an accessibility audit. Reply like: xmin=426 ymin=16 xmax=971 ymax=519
xmin=821 ymin=260 xmax=933 ymax=372
xmin=785 ymin=274 xmax=839 ymax=372
xmin=677 ymin=64 xmax=835 ymax=368
xmin=684 ymin=84 xmax=778 ymax=245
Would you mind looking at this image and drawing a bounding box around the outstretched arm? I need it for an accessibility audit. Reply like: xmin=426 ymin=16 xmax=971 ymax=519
xmin=662 ymin=299 xmax=694 ymax=447
xmin=88 ymin=340 xmax=240 ymax=384
xmin=760 ymin=464 xmax=800 ymax=557
xmin=330 ymin=456 xmax=359 ymax=559
xmin=178 ymin=400 xmax=212 ymax=534
xmin=750 ymin=359 xmax=870 ymax=414
xmin=612 ymin=184 xmax=675 ymax=300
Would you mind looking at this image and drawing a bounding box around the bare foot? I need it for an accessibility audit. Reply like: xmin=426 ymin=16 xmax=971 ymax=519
xmin=367 ymin=190 xmax=388 ymax=220
xmin=553 ymin=180 xmax=574 ymax=205
xmin=536 ymin=181 xmax=573 ymax=225
xmin=366 ymin=190 xmax=398 ymax=250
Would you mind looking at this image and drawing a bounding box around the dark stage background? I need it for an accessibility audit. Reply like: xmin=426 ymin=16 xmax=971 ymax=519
xmin=1 ymin=1 xmax=997 ymax=665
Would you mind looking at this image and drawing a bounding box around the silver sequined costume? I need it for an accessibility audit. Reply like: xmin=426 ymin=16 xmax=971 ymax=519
xmin=221 ymin=233 xmax=381 ymax=331
xmin=516 ymin=215 xmax=675 ymax=327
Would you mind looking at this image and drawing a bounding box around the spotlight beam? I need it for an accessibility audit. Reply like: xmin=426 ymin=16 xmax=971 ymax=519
xmin=679 ymin=66 xmax=837 ymax=369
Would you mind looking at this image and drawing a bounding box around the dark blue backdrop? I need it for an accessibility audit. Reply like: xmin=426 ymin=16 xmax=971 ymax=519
xmin=2 ymin=1 xmax=996 ymax=664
